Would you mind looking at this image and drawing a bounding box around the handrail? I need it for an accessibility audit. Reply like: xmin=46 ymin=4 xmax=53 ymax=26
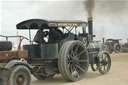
xmin=0 ymin=35 xmax=29 ymax=50
xmin=0 ymin=35 xmax=29 ymax=41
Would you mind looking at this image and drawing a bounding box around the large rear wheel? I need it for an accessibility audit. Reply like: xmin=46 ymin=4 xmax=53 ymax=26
xmin=58 ymin=41 xmax=89 ymax=81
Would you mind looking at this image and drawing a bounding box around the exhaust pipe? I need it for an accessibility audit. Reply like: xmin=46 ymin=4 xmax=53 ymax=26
xmin=88 ymin=17 xmax=94 ymax=41
xmin=102 ymin=37 xmax=105 ymax=44
xmin=88 ymin=17 xmax=93 ymax=36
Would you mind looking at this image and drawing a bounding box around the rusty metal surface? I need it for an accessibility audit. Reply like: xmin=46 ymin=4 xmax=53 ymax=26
xmin=0 ymin=51 xmax=28 ymax=60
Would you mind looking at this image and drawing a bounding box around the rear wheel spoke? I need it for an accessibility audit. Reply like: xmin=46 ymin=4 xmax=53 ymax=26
xmin=76 ymin=65 xmax=85 ymax=72
xmin=77 ymin=50 xmax=85 ymax=57
xmin=71 ymin=66 xmax=74 ymax=73
xmin=68 ymin=60 xmax=73 ymax=63
xmin=71 ymin=50 xmax=75 ymax=57
xmin=75 ymin=69 xmax=80 ymax=78
xmin=67 ymin=63 xmax=71 ymax=68
xmin=68 ymin=55 xmax=73 ymax=59
xmin=74 ymin=45 xmax=79 ymax=53
xmin=69 ymin=64 xmax=73 ymax=73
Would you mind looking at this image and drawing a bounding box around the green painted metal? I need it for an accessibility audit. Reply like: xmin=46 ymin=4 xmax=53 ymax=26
xmin=23 ymin=44 xmax=58 ymax=59
xmin=23 ymin=44 xmax=41 ymax=58
xmin=41 ymin=44 xmax=58 ymax=59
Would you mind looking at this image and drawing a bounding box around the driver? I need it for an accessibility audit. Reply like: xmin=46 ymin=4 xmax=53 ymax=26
xmin=48 ymin=27 xmax=63 ymax=43
xmin=34 ymin=24 xmax=48 ymax=44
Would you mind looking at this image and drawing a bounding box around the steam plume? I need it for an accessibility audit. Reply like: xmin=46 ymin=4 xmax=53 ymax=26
xmin=84 ymin=0 xmax=95 ymax=17
xmin=95 ymin=0 xmax=128 ymax=17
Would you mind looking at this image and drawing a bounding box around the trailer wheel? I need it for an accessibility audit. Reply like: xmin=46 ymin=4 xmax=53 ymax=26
xmin=8 ymin=65 xmax=31 ymax=85
xmin=98 ymin=52 xmax=111 ymax=75
xmin=58 ymin=41 xmax=89 ymax=81
xmin=0 ymin=41 xmax=12 ymax=51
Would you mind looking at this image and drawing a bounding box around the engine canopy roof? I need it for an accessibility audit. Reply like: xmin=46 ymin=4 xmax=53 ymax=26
xmin=16 ymin=19 xmax=87 ymax=30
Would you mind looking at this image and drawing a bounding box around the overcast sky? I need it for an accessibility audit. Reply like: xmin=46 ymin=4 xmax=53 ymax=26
xmin=1 ymin=0 xmax=128 ymax=43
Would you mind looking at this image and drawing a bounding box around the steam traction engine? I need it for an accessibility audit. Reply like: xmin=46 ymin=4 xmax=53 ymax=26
xmin=104 ymin=39 xmax=122 ymax=53
xmin=0 ymin=18 xmax=111 ymax=85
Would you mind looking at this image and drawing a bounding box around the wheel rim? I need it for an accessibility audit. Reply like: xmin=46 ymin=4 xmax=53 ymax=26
xmin=99 ymin=52 xmax=111 ymax=74
xmin=16 ymin=72 xmax=26 ymax=85
xmin=63 ymin=41 xmax=89 ymax=81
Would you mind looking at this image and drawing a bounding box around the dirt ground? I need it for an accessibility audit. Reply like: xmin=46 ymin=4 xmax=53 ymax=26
xmin=31 ymin=53 xmax=128 ymax=85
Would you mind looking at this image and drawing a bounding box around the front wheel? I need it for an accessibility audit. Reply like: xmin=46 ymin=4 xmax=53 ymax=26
xmin=98 ymin=51 xmax=111 ymax=75
xmin=8 ymin=65 xmax=31 ymax=85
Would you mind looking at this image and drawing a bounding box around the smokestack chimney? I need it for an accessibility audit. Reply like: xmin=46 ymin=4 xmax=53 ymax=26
xmin=102 ymin=37 xmax=105 ymax=44
xmin=88 ymin=17 xmax=93 ymax=36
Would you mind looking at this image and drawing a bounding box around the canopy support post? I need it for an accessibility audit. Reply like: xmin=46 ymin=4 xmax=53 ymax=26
xmin=29 ymin=29 xmax=32 ymax=44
